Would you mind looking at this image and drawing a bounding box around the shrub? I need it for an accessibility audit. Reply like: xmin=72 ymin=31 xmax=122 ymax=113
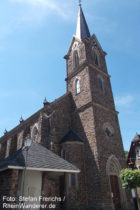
xmin=120 ymin=168 xmax=140 ymax=189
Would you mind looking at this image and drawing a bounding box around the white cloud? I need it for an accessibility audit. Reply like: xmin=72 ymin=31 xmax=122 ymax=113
xmin=0 ymin=0 xmax=73 ymax=43
xmin=115 ymin=95 xmax=134 ymax=106
xmin=9 ymin=0 xmax=70 ymax=20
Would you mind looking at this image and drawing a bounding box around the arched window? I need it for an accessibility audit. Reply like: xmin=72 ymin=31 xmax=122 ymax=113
xmin=98 ymin=77 xmax=104 ymax=92
xmin=32 ymin=126 xmax=38 ymax=141
xmin=135 ymin=147 xmax=140 ymax=159
xmin=92 ymin=47 xmax=100 ymax=67
xmin=103 ymin=122 xmax=114 ymax=137
xmin=76 ymin=79 xmax=80 ymax=94
xmin=69 ymin=174 xmax=78 ymax=188
xmin=73 ymin=50 xmax=79 ymax=69
xmin=5 ymin=139 xmax=11 ymax=158
xmin=9 ymin=135 xmax=17 ymax=156
xmin=61 ymin=149 xmax=66 ymax=160
xmin=95 ymin=54 xmax=99 ymax=66
xmin=17 ymin=132 xmax=24 ymax=150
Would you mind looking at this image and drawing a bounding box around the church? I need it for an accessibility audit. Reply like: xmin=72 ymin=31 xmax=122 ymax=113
xmin=0 ymin=3 xmax=134 ymax=210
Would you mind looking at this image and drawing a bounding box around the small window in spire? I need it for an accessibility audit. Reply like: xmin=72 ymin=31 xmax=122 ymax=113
xmin=76 ymin=79 xmax=80 ymax=94
xmin=73 ymin=50 xmax=79 ymax=69
xmin=97 ymin=76 xmax=104 ymax=92
xmin=92 ymin=47 xmax=100 ymax=67
xmin=95 ymin=54 xmax=99 ymax=66
xmin=61 ymin=149 xmax=66 ymax=160
xmin=93 ymin=41 xmax=97 ymax=47
xmin=136 ymin=147 xmax=140 ymax=159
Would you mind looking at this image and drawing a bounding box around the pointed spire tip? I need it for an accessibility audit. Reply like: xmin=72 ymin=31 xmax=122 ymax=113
xmin=79 ymin=0 xmax=82 ymax=6
xmin=76 ymin=2 xmax=91 ymax=40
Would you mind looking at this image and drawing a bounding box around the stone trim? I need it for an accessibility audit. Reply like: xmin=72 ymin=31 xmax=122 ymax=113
xmin=92 ymin=101 xmax=118 ymax=114
xmin=89 ymin=63 xmax=110 ymax=78
xmin=76 ymin=100 xmax=118 ymax=115
xmin=106 ymin=155 xmax=122 ymax=176
xmin=61 ymin=142 xmax=84 ymax=145
xmin=66 ymin=61 xmax=88 ymax=81
xmin=76 ymin=101 xmax=92 ymax=113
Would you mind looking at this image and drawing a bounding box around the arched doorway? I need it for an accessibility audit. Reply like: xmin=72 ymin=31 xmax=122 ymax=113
xmin=110 ymin=174 xmax=121 ymax=210
xmin=106 ymin=155 xmax=127 ymax=210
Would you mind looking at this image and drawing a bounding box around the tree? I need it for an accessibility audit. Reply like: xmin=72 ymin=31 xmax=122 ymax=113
xmin=120 ymin=168 xmax=140 ymax=189
xmin=125 ymin=151 xmax=128 ymax=159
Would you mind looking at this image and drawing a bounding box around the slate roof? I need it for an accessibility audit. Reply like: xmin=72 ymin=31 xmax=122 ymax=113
xmin=0 ymin=141 xmax=80 ymax=173
xmin=127 ymin=133 xmax=140 ymax=167
xmin=76 ymin=5 xmax=91 ymax=39
xmin=60 ymin=130 xmax=84 ymax=144
xmin=132 ymin=133 xmax=140 ymax=142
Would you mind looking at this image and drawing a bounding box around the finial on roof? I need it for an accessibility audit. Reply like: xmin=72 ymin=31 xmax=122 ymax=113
xmin=4 ymin=129 xmax=8 ymax=135
xmin=20 ymin=116 xmax=24 ymax=123
xmin=43 ymin=97 xmax=50 ymax=106
xmin=79 ymin=0 xmax=82 ymax=6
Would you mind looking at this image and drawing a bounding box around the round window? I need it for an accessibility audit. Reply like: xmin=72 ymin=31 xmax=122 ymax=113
xmin=103 ymin=123 xmax=114 ymax=137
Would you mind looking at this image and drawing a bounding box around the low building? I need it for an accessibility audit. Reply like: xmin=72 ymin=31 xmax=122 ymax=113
xmin=127 ymin=134 xmax=140 ymax=209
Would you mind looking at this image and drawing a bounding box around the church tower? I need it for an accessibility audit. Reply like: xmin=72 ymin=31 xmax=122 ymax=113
xmin=65 ymin=3 xmax=133 ymax=210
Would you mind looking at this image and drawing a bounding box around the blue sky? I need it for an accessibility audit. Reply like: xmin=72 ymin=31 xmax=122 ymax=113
xmin=0 ymin=0 xmax=140 ymax=151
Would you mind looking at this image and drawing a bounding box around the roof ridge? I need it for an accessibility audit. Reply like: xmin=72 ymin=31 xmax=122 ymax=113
xmin=0 ymin=92 xmax=72 ymax=142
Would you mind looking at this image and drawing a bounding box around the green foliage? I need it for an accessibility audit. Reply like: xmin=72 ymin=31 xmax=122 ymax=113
xmin=120 ymin=168 xmax=140 ymax=189
xmin=125 ymin=151 xmax=128 ymax=159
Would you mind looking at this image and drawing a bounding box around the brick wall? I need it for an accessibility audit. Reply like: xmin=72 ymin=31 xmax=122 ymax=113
xmin=61 ymin=143 xmax=87 ymax=209
xmin=41 ymin=172 xmax=61 ymax=209
xmin=88 ymin=66 xmax=115 ymax=110
xmin=0 ymin=32 xmax=135 ymax=210
xmin=0 ymin=170 xmax=19 ymax=209
xmin=41 ymin=93 xmax=72 ymax=150
xmin=66 ymin=36 xmax=134 ymax=209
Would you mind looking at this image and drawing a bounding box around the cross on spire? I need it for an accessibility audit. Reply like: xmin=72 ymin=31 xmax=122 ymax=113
xmin=79 ymin=0 xmax=82 ymax=6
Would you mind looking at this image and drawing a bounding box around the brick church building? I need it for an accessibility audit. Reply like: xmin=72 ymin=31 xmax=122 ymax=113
xmin=0 ymin=3 xmax=134 ymax=210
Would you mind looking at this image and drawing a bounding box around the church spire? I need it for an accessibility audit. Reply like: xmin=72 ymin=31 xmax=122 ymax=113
xmin=76 ymin=2 xmax=91 ymax=40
